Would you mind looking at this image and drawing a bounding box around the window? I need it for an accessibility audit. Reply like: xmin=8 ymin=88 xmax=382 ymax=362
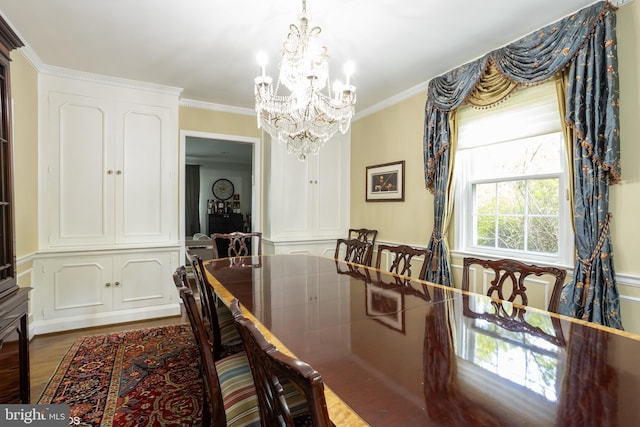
xmin=454 ymin=81 xmax=573 ymax=266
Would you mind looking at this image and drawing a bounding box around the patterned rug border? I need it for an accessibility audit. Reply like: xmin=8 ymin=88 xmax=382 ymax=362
xmin=38 ymin=323 xmax=202 ymax=427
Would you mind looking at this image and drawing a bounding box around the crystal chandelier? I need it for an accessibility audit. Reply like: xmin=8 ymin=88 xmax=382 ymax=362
xmin=254 ymin=0 xmax=356 ymax=160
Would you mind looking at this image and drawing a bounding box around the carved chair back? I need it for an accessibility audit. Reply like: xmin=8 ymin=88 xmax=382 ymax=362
xmin=348 ymin=228 xmax=378 ymax=264
xmin=211 ymin=231 xmax=262 ymax=259
xmin=335 ymin=238 xmax=374 ymax=266
xmin=375 ymin=244 xmax=431 ymax=280
xmin=173 ymin=268 xmax=226 ymax=426
xmin=230 ymin=300 xmax=332 ymax=427
xmin=461 ymin=257 xmax=566 ymax=313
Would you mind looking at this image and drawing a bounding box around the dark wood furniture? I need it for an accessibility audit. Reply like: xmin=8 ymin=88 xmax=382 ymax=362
xmin=188 ymin=255 xmax=243 ymax=360
xmin=334 ymin=238 xmax=373 ymax=266
xmin=461 ymin=256 xmax=566 ymax=313
xmin=0 ymin=288 xmax=30 ymax=403
xmin=173 ymin=269 xmax=260 ymax=427
xmin=348 ymin=228 xmax=378 ymax=265
xmin=230 ymin=299 xmax=331 ymax=427
xmin=203 ymin=254 xmax=640 ymax=426
xmin=0 ymin=15 xmax=27 ymax=404
xmin=208 ymin=213 xmax=244 ymax=249
xmin=375 ymin=243 xmax=430 ymax=280
xmin=211 ymin=231 xmax=262 ymax=259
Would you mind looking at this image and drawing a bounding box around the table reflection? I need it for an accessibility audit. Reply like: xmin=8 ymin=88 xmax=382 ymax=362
xmin=205 ymin=255 xmax=636 ymax=426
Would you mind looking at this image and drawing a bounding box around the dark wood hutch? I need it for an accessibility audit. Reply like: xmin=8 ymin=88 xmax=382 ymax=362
xmin=0 ymin=15 xmax=29 ymax=404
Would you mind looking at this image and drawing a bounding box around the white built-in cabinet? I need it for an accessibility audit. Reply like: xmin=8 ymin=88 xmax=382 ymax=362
xmin=263 ymin=132 xmax=350 ymax=255
xmin=33 ymin=74 xmax=181 ymax=334
xmin=45 ymin=91 xmax=175 ymax=247
xmin=34 ymin=249 xmax=178 ymax=334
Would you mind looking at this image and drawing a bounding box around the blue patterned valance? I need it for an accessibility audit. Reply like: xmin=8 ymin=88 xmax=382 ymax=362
xmin=425 ymin=1 xmax=620 ymax=189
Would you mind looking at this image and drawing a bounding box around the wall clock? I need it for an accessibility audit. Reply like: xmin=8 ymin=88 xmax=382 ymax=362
xmin=212 ymin=178 xmax=234 ymax=201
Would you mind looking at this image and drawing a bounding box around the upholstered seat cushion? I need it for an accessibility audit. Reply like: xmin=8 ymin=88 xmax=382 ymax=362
xmin=217 ymin=303 xmax=243 ymax=346
xmin=216 ymin=352 xmax=313 ymax=426
xmin=216 ymin=352 xmax=261 ymax=427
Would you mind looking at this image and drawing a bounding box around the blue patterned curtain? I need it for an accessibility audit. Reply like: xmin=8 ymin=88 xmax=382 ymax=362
xmin=423 ymin=1 xmax=622 ymax=328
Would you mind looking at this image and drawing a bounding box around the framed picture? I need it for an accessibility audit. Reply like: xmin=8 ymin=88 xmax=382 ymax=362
xmin=366 ymin=160 xmax=405 ymax=202
xmin=366 ymin=283 xmax=405 ymax=333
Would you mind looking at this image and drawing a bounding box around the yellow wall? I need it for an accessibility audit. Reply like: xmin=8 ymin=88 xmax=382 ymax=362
xmin=10 ymin=50 xmax=38 ymax=282
xmin=178 ymin=106 xmax=261 ymax=138
xmin=350 ymin=94 xmax=432 ymax=245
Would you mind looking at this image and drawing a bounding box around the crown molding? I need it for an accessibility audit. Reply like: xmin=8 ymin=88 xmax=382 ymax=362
xmin=40 ymin=64 xmax=184 ymax=96
xmin=179 ymin=98 xmax=256 ymax=116
xmin=354 ymin=79 xmax=429 ymax=121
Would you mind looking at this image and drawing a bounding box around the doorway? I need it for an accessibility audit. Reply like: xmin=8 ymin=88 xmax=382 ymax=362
xmin=179 ymin=130 xmax=261 ymax=250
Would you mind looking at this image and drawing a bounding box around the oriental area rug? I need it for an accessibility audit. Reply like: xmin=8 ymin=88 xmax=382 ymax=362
xmin=38 ymin=324 xmax=203 ymax=426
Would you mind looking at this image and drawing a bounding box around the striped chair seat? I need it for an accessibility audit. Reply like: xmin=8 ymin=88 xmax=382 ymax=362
xmin=216 ymin=351 xmax=311 ymax=426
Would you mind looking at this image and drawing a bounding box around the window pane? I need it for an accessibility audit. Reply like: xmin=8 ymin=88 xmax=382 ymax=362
xmin=497 ymin=181 xmax=524 ymax=215
xmin=528 ymin=178 xmax=559 ymax=215
xmin=498 ymin=216 xmax=525 ymax=250
xmin=476 ymin=183 xmax=496 ymax=215
xmin=476 ymin=216 xmax=496 ymax=247
xmin=527 ymin=216 xmax=558 ymax=253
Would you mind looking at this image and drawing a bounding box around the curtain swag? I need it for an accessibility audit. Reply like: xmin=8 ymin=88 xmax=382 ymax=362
xmin=422 ymin=1 xmax=623 ymax=328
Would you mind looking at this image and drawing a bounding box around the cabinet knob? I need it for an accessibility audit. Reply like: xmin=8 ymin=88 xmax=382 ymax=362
xmin=107 ymin=170 xmax=113 ymax=175
xmin=116 ymin=170 xmax=122 ymax=175
xmin=114 ymin=281 xmax=120 ymax=286
xmin=105 ymin=282 xmax=111 ymax=287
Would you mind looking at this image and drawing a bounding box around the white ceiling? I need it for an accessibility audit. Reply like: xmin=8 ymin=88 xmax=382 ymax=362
xmin=0 ymin=0 xmax=603 ymax=116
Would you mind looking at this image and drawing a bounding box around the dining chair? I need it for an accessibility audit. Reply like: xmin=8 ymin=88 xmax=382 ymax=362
xmin=334 ymin=238 xmax=374 ymax=266
xmin=172 ymin=269 xmax=261 ymax=427
xmin=461 ymin=257 xmax=567 ymax=313
xmin=348 ymin=228 xmax=378 ymax=265
xmin=212 ymin=231 xmax=262 ymax=259
xmin=375 ymin=243 xmax=431 ymax=280
xmin=230 ymin=299 xmax=332 ymax=427
xmin=189 ymin=255 xmax=243 ymax=360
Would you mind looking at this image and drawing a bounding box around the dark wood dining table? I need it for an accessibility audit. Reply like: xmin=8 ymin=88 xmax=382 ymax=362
xmin=204 ymin=254 xmax=640 ymax=426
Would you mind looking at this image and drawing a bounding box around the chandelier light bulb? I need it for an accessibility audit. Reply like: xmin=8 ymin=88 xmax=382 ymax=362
xmin=257 ymin=52 xmax=268 ymax=78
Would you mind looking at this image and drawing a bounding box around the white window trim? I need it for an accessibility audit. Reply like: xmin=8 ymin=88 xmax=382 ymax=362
xmin=452 ymin=84 xmax=574 ymax=269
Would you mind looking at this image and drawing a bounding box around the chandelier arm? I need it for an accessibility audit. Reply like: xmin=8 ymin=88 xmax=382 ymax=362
xmin=254 ymin=0 xmax=356 ymax=160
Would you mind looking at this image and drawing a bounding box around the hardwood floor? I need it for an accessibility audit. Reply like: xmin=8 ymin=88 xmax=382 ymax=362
xmin=29 ymin=312 xmax=188 ymax=402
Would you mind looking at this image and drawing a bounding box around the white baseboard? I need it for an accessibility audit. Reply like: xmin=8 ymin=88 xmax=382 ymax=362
xmin=30 ymin=303 xmax=181 ymax=335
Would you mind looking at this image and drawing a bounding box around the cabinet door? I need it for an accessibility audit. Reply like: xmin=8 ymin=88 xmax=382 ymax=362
xmin=271 ymin=140 xmax=313 ymax=238
xmin=114 ymin=103 xmax=176 ymax=243
xmin=267 ymin=133 xmax=349 ymax=241
xmin=46 ymin=93 xmax=115 ymax=247
xmin=40 ymin=255 xmax=113 ymax=319
xmin=313 ymin=132 xmax=349 ymax=237
xmin=112 ymin=251 xmax=172 ymax=310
